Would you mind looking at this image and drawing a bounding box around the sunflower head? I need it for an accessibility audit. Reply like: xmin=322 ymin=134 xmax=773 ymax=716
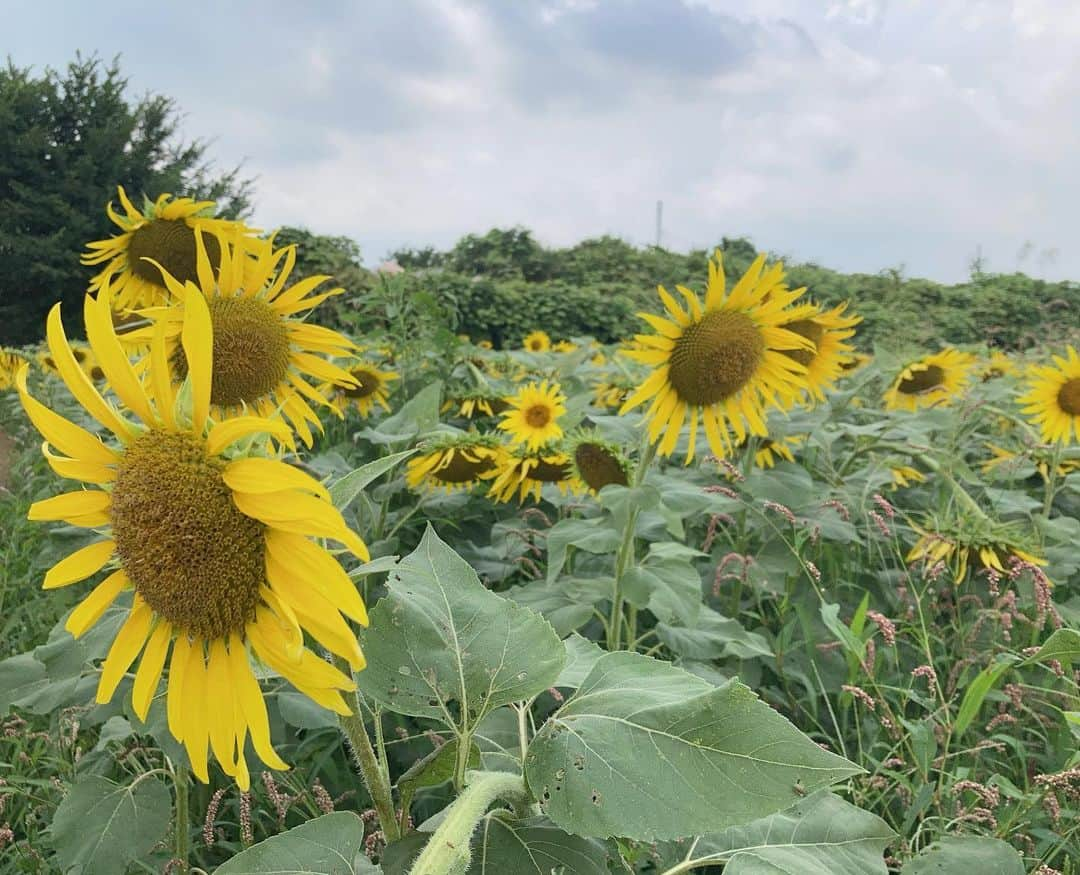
xmin=839 ymin=353 xmax=873 ymax=375
xmin=498 ymin=380 xmax=567 ymax=450
xmin=0 ymin=349 xmax=31 ymax=390
xmin=522 ymin=330 xmax=552 ymax=353
xmin=883 ymin=349 xmax=977 ymax=412
xmin=1018 ymin=345 xmax=1080 ymax=444
xmin=907 ymin=517 xmax=1046 ymax=584
xmin=737 ymin=435 xmax=803 ymax=469
xmin=488 ymin=443 xmax=581 ymax=503
xmin=981 ymin=350 xmax=1018 ymax=381
xmin=889 ymin=465 xmax=926 ymax=490
xmin=553 ymin=340 xmax=578 ymax=353
xmin=83 ymin=186 xmax=262 ymax=311
xmin=566 ymin=432 xmax=631 ymax=493
xmin=620 ymin=249 xmax=815 ymax=461
xmin=18 ymin=287 xmax=370 ymax=791
xmin=406 ymin=433 xmax=502 ymax=493
xmin=330 ymin=362 xmax=400 ymax=418
xmin=444 ymin=388 xmax=511 ymax=419
xmin=779 ymin=302 xmax=861 ymax=403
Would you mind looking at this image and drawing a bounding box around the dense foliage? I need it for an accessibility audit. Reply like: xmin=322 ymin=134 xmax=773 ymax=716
xmin=0 ymin=55 xmax=252 ymax=345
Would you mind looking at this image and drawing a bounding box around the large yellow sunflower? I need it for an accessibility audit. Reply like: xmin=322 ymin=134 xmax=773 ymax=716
xmin=522 ymin=330 xmax=552 ymax=353
xmin=126 ymin=232 xmax=358 ymax=447
xmin=406 ymin=434 xmax=502 ymax=494
xmin=498 ymin=380 xmax=566 ymax=450
xmin=83 ymin=187 xmax=261 ymax=312
xmin=17 ymin=289 xmax=369 ymax=790
xmin=883 ymin=349 xmax=977 ymax=411
xmin=327 ymin=362 xmax=399 ymax=418
xmin=620 ymin=250 xmax=814 ymax=461
xmin=778 ymin=302 xmax=861 ymax=403
xmin=1018 ymin=345 xmax=1080 ymax=444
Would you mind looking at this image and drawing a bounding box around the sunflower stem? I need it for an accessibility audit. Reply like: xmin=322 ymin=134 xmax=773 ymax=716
xmin=172 ymin=765 xmax=190 ymax=872
xmin=607 ymin=437 xmax=657 ymax=650
xmin=335 ymin=659 xmax=401 ymax=843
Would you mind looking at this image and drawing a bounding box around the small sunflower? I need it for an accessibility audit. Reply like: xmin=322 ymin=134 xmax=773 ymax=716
xmin=907 ymin=523 xmax=1046 ymax=584
xmin=553 ymin=340 xmax=578 ymax=353
xmin=83 ymin=187 xmax=261 ymax=312
xmin=1018 ymin=346 xmax=1080 ymax=444
xmin=17 ymin=289 xmax=369 ymax=790
xmin=498 ymin=380 xmax=567 ymax=450
xmin=406 ymin=434 xmax=502 ymax=494
xmin=740 ymin=435 xmax=803 ymax=469
xmin=328 ymin=362 xmax=399 ymax=418
xmin=127 ymin=232 xmax=358 ymax=447
xmin=592 ymin=375 xmax=637 ymax=410
xmin=620 ymin=250 xmax=814 ymax=461
xmin=566 ymin=432 xmax=631 ymax=493
xmin=522 ymin=330 xmax=552 ymax=353
xmin=778 ymin=302 xmax=861 ymax=403
xmin=982 ymin=442 xmax=1080 ymax=482
xmin=443 ymin=389 xmax=510 ymax=419
xmin=883 ymin=349 xmax=977 ymax=412
xmin=889 ymin=465 xmax=926 ymax=490
xmin=982 ymin=350 xmax=1018 ymax=381
xmin=839 ymin=353 xmax=873 ymax=376
xmin=1 ymin=350 xmax=31 ymax=390
xmin=488 ymin=444 xmax=582 ymax=503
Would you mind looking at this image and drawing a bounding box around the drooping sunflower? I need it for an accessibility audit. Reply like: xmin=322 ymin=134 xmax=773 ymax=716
xmin=83 ymin=187 xmax=261 ymax=312
xmin=906 ymin=522 xmax=1046 ymax=584
xmin=982 ymin=442 xmax=1080 ymax=482
xmin=522 ymin=330 xmax=552 ymax=353
xmin=889 ymin=465 xmax=926 ymax=490
xmin=17 ymin=289 xmax=369 ymax=790
xmin=740 ymin=435 xmax=803 ymax=469
xmin=488 ymin=444 xmax=582 ymax=503
xmin=0 ymin=350 xmax=31 ymax=390
xmin=981 ymin=350 xmax=1018 ymax=381
xmin=498 ymin=380 xmax=567 ymax=450
xmin=778 ymin=302 xmax=861 ymax=403
xmin=1017 ymin=345 xmax=1080 ymax=444
xmin=566 ymin=432 xmax=631 ymax=493
xmin=443 ymin=388 xmax=510 ymax=419
xmin=882 ymin=349 xmax=977 ymax=412
xmin=126 ymin=231 xmax=358 ymax=447
xmin=327 ymin=362 xmax=399 ymax=418
xmin=620 ymin=250 xmax=814 ymax=461
xmin=406 ymin=434 xmax=502 ymax=494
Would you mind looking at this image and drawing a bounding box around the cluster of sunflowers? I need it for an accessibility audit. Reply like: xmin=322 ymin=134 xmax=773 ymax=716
xmin=5 ymin=188 xmax=387 ymax=790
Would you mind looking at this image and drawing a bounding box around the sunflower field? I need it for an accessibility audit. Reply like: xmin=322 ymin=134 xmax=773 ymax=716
xmin=0 ymin=191 xmax=1078 ymax=875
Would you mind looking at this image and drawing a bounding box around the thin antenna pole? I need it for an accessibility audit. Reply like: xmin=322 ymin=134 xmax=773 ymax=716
xmin=655 ymin=200 xmax=663 ymax=248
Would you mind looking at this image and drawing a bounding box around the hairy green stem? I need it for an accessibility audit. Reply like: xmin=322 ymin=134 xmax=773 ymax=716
xmin=407 ymin=771 xmax=528 ymax=875
xmin=606 ymin=438 xmax=656 ymax=650
xmin=172 ymin=765 xmax=190 ymax=871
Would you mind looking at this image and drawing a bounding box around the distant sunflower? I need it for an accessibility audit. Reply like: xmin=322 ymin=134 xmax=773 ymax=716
xmin=406 ymin=434 xmax=502 ymax=494
xmin=592 ymin=375 xmax=636 ymax=410
xmin=778 ymin=302 xmax=861 ymax=403
xmin=553 ymin=340 xmax=578 ymax=353
xmin=17 ymin=289 xmax=369 ymax=790
xmin=739 ymin=435 xmax=803 ymax=469
xmin=839 ymin=354 xmax=873 ymax=376
xmin=889 ymin=465 xmax=926 ymax=490
xmin=982 ymin=350 xmax=1018 ymax=381
xmin=883 ymin=349 xmax=977 ymax=412
xmin=907 ymin=523 xmax=1046 ymax=584
xmin=982 ymin=442 xmax=1080 ymax=482
xmin=126 ymin=232 xmax=358 ymax=447
xmin=0 ymin=350 xmax=30 ymax=391
xmin=522 ymin=330 xmax=552 ymax=353
xmin=443 ymin=389 xmax=510 ymax=419
xmin=566 ymin=432 xmax=631 ymax=493
xmin=83 ymin=187 xmax=261 ymax=312
xmin=488 ymin=445 xmax=581 ymax=503
xmin=328 ymin=363 xmax=399 ymax=418
xmin=498 ymin=380 xmax=566 ymax=450
xmin=1017 ymin=346 xmax=1080 ymax=444
xmin=620 ymin=250 xmax=814 ymax=461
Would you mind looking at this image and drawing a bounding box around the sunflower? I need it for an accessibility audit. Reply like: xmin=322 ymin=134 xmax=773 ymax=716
xmin=883 ymin=349 xmax=977 ymax=412
xmin=592 ymin=375 xmax=637 ymax=410
xmin=17 ymin=289 xmax=369 ymax=790
xmin=0 ymin=350 xmax=31 ymax=390
xmin=406 ymin=434 xmax=502 ymax=494
xmin=566 ymin=432 xmax=631 ymax=493
xmin=126 ymin=231 xmax=358 ymax=447
xmin=443 ymin=389 xmax=510 ymax=419
xmin=83 ymin=187 xmax=261 ymax=312
xmin=981 ymin=442 xmax=1080 ymax=482
xmin=488 ymin=444 xmax=582 ymax=503
xmin=328 ymin=362 xmax=399 ymax=418
xmin=620 ymin=250 xmax=814 ymax=462
xmin=739 ymin=435 xmax=803 ymax=469
xmin=553 ymin=340 xmax=578 ymax=353
xmin=839 ymin=353 xmax=873 ymax=376
xmin=522 ymin=330 xmax=552 ymax=353
xmin=498 ymin=380 xmax=566 ymax=450
xmin=1018 ymin=346 xmax=1080 ymax=444
xmin=889 ymin=465 xmax=926 ymax=489
xmin=982 ymin=350 xmax=1018 ymax=381
xmin=906 ymin=523 xmax=1046 ymax=584
xmin=778 ymin=302 xmax=860 ymax=403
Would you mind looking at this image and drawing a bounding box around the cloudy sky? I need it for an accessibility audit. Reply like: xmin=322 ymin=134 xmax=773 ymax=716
xmin=9 ymin=0 xmax=1080 ymax=281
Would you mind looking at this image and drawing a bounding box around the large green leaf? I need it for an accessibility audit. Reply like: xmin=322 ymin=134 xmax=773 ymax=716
xmin=687 ymin=791 xmax=894 ymax=874
xmin=356 ymin=526 xmax=565 ymax=729
xmin=954 ymin=657 xmax=1016 ymax=737
xmin=473 ymin=814 xmax=613 ymax=873
xmin=545 ymin=517 xmax=622 ymax=584
xmin=50 ymin=775 xmax=171 ymax=875
xmin=0 ymin=653 xmax=47 ymax=713
xmin=1022 ymin=627 xmax=1080 ymax=668
xmin=525 ymin=651 xmax=861 ymax=840
xmin=216 ymin=812 xmax=374 ymax=874
xmin=330 ymin=449 xmax=417 ymax=510
xmin=508 ymin=577 xmax=610 ymax=637
xmin=656 ymin=606 xmax=772 ymax=661
xmin=901 ymin=836 xmax=1024 ymax=874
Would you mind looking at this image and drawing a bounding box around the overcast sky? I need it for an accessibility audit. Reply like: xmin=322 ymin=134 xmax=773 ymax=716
xmin=8 ymin=0 xmax=1080 ymax=281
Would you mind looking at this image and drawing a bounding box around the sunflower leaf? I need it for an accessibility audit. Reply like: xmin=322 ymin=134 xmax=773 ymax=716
xmin=215 ymin=812 xmax=375 ymax=874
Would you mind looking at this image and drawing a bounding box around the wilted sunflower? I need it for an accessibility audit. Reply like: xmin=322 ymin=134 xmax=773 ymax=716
xmin=883 ymin=349 xmax=977 ymax=412
xmin=982 ymin=442 xmax=1080 ymax=482
xmin=981 ymin=350 xmax=1018 ymax=381
xmin=0 ymin=349 xmax=31 ymax=390
xmin=488 ymin=444 xmax=582 ymax=503
xmin=907 ymin=522 xmax=1046 ymax=584
xmin=620 ymin=250 xmax=814 ymax=461
xmin=126 ymin=232 xmax=358 ymax=447
xmin=83 ymin=187 xmax=261 ymax=312
xmin=889 ymin=465 xmax=926 ymax=489
xmin=1018 ymin=345 xmax=1080 ymax=444
xmin=327 ymin=362 xmax=399 ymax=418
xmin=406 ymin=434 xmax=502 ymax=494
xmin=498 ymin=380 xmax=567 ymax=450
xmin=566 ymin=432 xmax=631 ymax=493
xmin=778 ymin=302 xmax=860 ymax=403
xmin=522 ymin=330 xmax=552 ymax=353
xmin=443 ymin=388 xmax=510 ymax=419
xmin=18 ymin=289 xmax=369 ymax=790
